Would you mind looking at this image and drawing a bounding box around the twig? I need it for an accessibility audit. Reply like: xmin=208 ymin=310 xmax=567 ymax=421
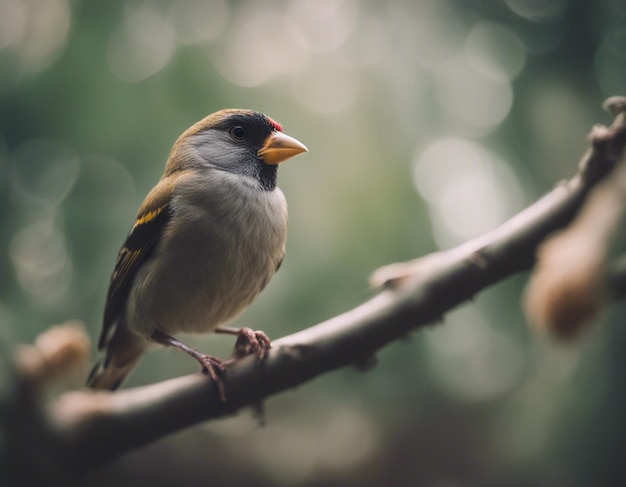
xmin=522 ymin=97 xmax=626 ymax=337
xmin=524 ymin=143 xmax=626 ymax=337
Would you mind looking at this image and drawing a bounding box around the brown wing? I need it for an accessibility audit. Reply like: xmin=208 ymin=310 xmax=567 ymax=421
xmin=98 ymin=204 xmax=173 ymax=349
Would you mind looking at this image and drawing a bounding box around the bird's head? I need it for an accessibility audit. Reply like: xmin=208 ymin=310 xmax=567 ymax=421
xmin=165 ymin=109 xmax=308 ymax=191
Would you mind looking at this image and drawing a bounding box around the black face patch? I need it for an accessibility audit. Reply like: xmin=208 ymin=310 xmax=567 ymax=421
xmin=215 ymin=112 xmax=277 ymax=149
xmin=213 ymin=111 xmax=281 ymax=191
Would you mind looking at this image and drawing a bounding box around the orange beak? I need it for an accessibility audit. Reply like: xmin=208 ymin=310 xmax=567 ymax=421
xmin=258 ymin=131 xmax=308 ymax=165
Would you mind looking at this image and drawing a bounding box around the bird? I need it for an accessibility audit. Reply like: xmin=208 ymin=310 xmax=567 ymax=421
xmin=86 ymin=109 xmax=307 ymax=400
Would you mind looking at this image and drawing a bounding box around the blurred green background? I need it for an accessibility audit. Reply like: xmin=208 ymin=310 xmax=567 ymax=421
xmin=2 ymin=0 xmax=626 ymax=485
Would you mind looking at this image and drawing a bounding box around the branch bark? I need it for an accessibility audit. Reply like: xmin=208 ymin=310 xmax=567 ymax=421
xmin=7 ymin=97 xmax=626 ymax=481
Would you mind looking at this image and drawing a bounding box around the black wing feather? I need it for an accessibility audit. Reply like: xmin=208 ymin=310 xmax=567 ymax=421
xmin=98 ymin=204 xmax=173 ymax=349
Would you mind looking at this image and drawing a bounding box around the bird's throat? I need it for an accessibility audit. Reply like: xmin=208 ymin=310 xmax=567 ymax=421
xmin=259 ymin=163 xmax=278 ymax=191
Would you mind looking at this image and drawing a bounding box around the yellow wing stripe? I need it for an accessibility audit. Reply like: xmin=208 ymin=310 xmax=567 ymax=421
xmin=134 ymin=206 xmax=166 ymax=228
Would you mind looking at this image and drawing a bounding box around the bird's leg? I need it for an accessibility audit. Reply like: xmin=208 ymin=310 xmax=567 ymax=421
xmin=215 ymin=326 xmax=271 ymax=361
xmin=215 ymin=326 xmax=270 ymax=424
xmin=151 ymin=329 xmax=229 ymax=402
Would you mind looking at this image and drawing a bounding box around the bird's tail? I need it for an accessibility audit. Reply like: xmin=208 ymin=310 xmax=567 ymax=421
xmin=86 ymin=355 xmax=141 ymax=390
xmin=86 ymin=326 xmax=145 ymax=390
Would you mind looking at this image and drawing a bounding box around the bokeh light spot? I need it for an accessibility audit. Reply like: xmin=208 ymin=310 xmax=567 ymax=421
xmin=291 ymin=60 xmax=359 ymax=114
xmin=465 ymin=21 xmax=526 ymax=81
xmin=250 ymin=405 xmax=377 ymax=484
xmin=338 ymin=16 xmax=391 ymax=69
xmin=425 ymin=306 xmax=526 ymax=402
xmin=214 ymin=12 xmax=310 ymax=87
xmin=167 ymin=0 xmax=229 ymax=45
xmin=287 ymin=0 xmax=356 ymax=53
xmin=9 ymin=139 xmax=80 ymax=208
xmin=505 ymin=0 xmax=567 ymax=23
xmin=0 ymin=0 xmax=71 ymax=74
xmin=435 ymin=56 xmax=514 ymax=134
xmin=413 ymin=137 xmax=526 ymax=247
xmin=0 ymin=0 xmax=27 ymax=50
xmin=107 ymin=2 xmax=176 ymax=83
xmin=9 ymin=217 xmax=72 ymax=308
xmin=594 ymin=27 xmax=626 ymax=96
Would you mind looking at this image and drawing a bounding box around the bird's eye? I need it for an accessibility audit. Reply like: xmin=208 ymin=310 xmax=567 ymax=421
xmin=230 ymin=126 xmax=246 ymax=141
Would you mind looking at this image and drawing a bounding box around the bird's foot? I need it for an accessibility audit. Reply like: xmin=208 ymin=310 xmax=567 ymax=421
xmin=216 ymin=326 xmax=271 ymax=361
xmin=198 ymin=354 xmax=229 ymax=403
xmin=214 ymin=326 xmax=271 ymax=423
xmin=151 ymin=329 xmax=230 ymax=402
xmin=234 ymin=327 xmax=271 ymax=361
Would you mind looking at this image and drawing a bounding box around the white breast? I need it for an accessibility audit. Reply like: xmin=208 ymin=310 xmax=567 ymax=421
xmin=126 ymin=170 xmax=288 ymax=339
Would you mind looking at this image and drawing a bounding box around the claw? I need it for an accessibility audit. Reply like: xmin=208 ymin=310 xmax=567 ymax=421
xmin=233 ymin=327 xmax=271 ymax=361
xmin=198 ymin=354 xmax=228 ymax=402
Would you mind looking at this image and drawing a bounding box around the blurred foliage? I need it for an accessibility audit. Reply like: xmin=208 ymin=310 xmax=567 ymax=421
xmin=1 ymin=0 xmax=626 ymax=485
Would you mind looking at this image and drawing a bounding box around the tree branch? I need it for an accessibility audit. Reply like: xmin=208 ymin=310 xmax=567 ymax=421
xmin=8 ymin=97 xmax=626 ymax=481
